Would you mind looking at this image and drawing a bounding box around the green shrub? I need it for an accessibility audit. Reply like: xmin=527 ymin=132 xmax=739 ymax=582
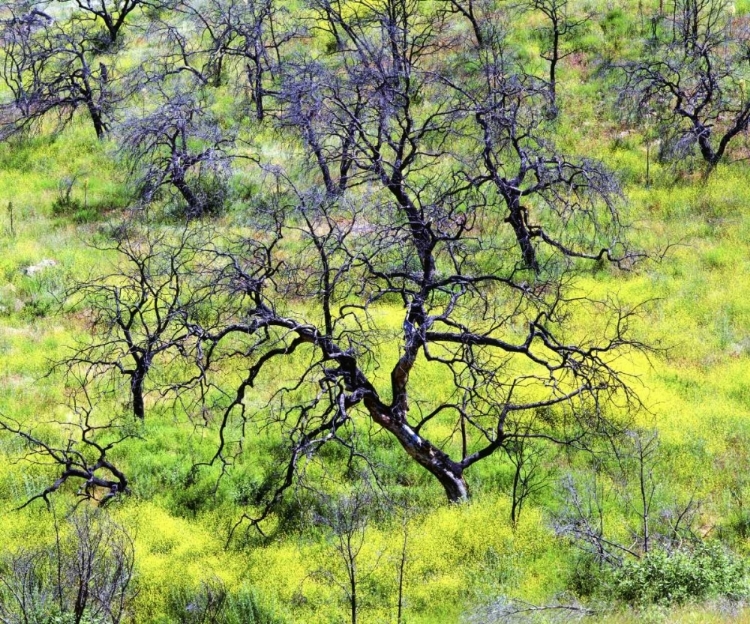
xmin=567 ymin=553 xmax=605 ymax=599
xmin=612 ymin=544 xmax=747 ymax=605
xmin=166 ymin=578 xmax=282 ymax=624
xmin=50 ymin=178 xmax=83 ymax=216
xmin=17 ymin=266 xmax=65 ymax=319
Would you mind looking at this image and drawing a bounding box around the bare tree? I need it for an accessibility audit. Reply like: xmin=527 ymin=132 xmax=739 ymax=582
xmin=53 ymin=0 xmax=166 ymax=46
xmin=3 ymin=0 xmax=648 ymax=532
xmin=276 ymin=58 xmax=364 ymax=197
xmin=468 ymin=596 xmax=595 ymax=623
xmin=170 ymin=576 xmax=228 ymax=624
xmin=0 ymin=1 xmax=127 ymax=139
xmin=177 ymin=0 xmax=296 ymax=118
xmin=117 ymin=84 xmax=234 ymax=217
xmin=60 ymin=226 xmax=218 ymax=421
xmin=505 ymin=430 xmax=555 ymax=527
xmin=555 ymin=429 xmax=701 ymax=565
xmin=0 ymin=509 xmax=135 ymax=624
xmin=448 ymin=8 xmax=632 ymax=272
xmin=144 ymin=0 xmax=295 ymax=124
xmin=526 ymin=0 xmax=592 ymax=113
xmin=312 ymin=486 xmax=383 ymax=624
xmin=0 ymin=384 xmax=130 ymax=508
xmin=555 ymin=468 xmax=626 ymax=566
xmin=622 ymin=0 xmax=750 ymax=171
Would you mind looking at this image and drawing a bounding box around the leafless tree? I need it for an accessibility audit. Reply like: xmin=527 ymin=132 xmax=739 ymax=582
xmin=60 ymin=226 xmax=218 ymax=421
xmin=177 ymin=0 xmax=296 ymax=118
xmin=0 ymin=384 xmax=131 ymax=508
xmin=622 ymin=0 xmax=750 ymax=171
xmin=0 ymin=509 xmax=135 ymax=624
xmin=505 ymin=429 xmax=555 ymax=527
xmin=312 ymin=486 xmax=383 ymax=624
xmin=144 ymin=0 xmax=295 ymax=123
xmin=525 ymin=0 xmax=592 ymax=113
xmin=170 ymin=576 xmax=228 ymax=624
xmin=56 ymin=0 xmax=168 ymax=46
xmin=556 ymin=468 xmax=625 ymax=566
xmin=0 ymin=1 xmax=130 ymax=139
xmin=468 ymin=596 xmax=595 ymax=623
xmin=3 ymin=0 xmax=649 ymax=532
xmin=448 ymin=7 xmax=632 ymax=272
xmin=117 ymin=84 xmax=234 ymax=217
xmin=555 ymin=429 xmax=701 ymax=566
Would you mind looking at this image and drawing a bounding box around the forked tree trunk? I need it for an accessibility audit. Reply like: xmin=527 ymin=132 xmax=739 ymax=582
xmin=397 ymin=430 xmax=469 ymax=502
xmin=365 ymin=400 xmax=469 ymax=502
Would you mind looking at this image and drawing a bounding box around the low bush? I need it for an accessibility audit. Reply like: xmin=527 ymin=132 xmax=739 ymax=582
xmin=167 ymin=578 xmax=282 ymax=624
xmin=612 ymin=544 xmax=747 ymax=606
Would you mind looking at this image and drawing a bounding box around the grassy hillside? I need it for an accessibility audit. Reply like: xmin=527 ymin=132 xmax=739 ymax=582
xmin=3 ymin=0 xmax=750 ymax=621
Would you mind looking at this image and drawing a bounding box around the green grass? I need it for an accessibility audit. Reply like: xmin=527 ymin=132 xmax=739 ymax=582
xmin=3 ymin=0 xmax=750 ymax=620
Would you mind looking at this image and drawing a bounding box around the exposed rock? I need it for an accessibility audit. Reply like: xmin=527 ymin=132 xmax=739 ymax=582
xmin=24 ymin=258 xmax=57 ymax=276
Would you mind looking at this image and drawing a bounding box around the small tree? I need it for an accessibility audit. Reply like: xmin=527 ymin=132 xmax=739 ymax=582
xmin=178 ymin=0 xmax=296 ymax=118
xmin=505 ymin=430 xmax=555 ymax=527
xmin=56 ymin=0 xmax=165 ymax=46
xmin=118 ymin=85 xmax=234 ymax=217
xmin=526 ymin=0 xmax=592 ymax=114
xmin=623 ymin=0 xmax=750 ymax=172
xmin=555 ymin=429 xmax=701 ymax=565
xmin=449 ymin=9 xmax=630 ymax=272
xmin=0 ymin=384 xmax=130 ymax=507
xmin=60 ymin=226 xmax=216 ymax=421
xmin=313 ymin=486 xmax=383 ymax=624
xmin=0 ymin=1 xmax=128 ymax=139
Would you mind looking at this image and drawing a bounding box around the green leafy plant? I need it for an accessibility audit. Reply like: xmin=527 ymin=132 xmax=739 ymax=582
xmin=51 ymin=177 xmax=83 ymax=216
xmin=612 ymin=544 xmax=747 ymax=605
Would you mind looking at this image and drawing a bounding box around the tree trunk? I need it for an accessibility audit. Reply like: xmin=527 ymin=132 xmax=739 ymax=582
xmin=695 ymin=123 xmax=717 ymax=170
xmin=506 ymin=194 xmax=539 ymax=271
xmin=365 ymin=401 xmax=469 ymax=502
xmin=400 ymin=436 xmax=469 ymax=502
xmin=254 ymin=64 xmax=264 ymax=122
xmin=130 ymin=370 xmax=145 ymax=420
xmin=396 ymin=524 xmax=407 ymax=624
xmin=548 ymin=28 xmax=560 ymax=115
xmin=86 ymin=102 xmax=106 ymax=140
xmin=349 ymin=564 xmax=357 ymax=624
xmin=511 ymin=459 xmax=522 ymax=526
xmin=172 ymin=173 xmax=202 ymax=217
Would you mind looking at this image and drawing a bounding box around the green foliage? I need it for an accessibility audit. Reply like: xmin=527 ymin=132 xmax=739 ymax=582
xmin=611 ymin=545 xmax=748 ymax=606
xmin=166 ymin=578 xmax=281 ymax=624
xmin=50 ymin=178 xmax=84 ymax=217
xmin=568 ymin=554 xmax=606 ymax=599
xmin=17 ymin=266 xmax=65 ymax=318
xmin=2 ymin=0 xmax=750 ymax=622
